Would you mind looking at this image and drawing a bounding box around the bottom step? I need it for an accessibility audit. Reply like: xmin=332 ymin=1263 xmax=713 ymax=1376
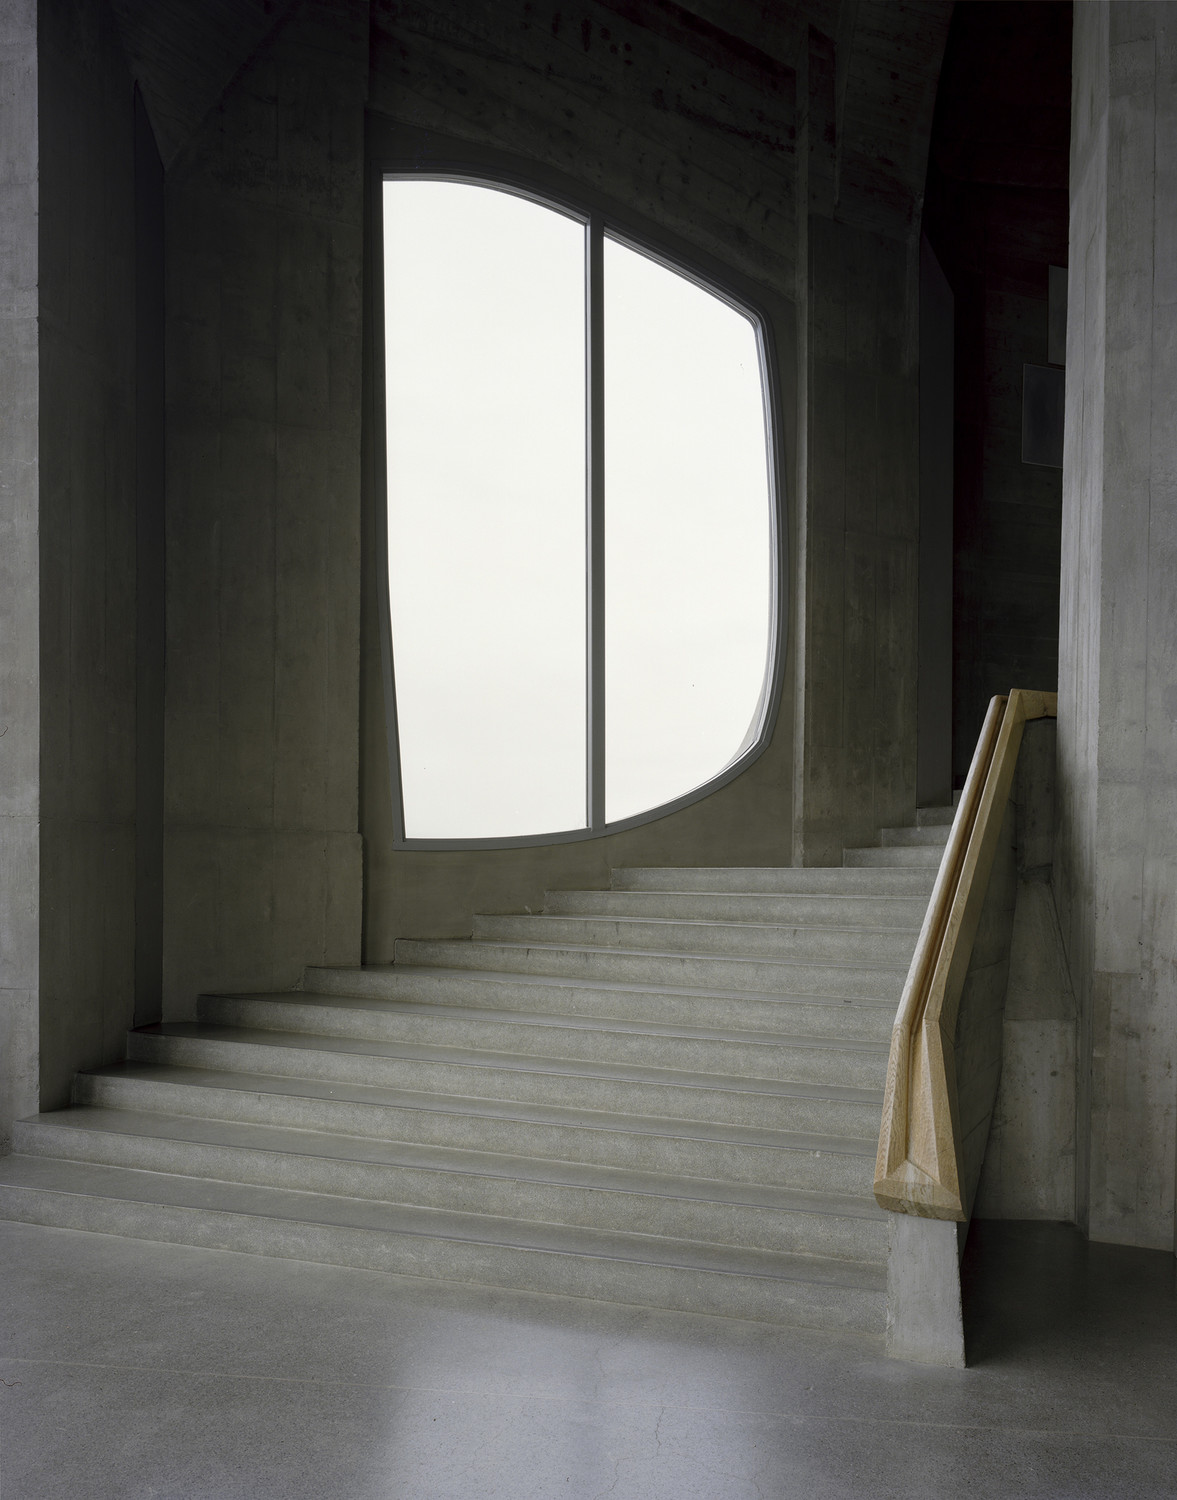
xmin=0 ymin=1154 xmax=885 ymax=1334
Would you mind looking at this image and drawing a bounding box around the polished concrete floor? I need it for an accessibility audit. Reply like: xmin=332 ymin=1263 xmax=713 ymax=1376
xmin=1 ymin=1218 xmax=1174 ymax=1498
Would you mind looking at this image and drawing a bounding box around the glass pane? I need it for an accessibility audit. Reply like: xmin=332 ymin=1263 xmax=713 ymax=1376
xmin=604 ymin=237 xmax=772 ymax=825
xmin=383 ymin=180 xmax=587 ymax=839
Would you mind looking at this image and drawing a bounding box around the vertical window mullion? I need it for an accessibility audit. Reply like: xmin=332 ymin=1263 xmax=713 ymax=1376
xmin=586 ymin=214 xmax=605 ymax=830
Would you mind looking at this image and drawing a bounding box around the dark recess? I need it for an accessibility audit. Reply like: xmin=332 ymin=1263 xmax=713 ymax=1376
xmin=923 ymin=0 xmax=1072 ymax=786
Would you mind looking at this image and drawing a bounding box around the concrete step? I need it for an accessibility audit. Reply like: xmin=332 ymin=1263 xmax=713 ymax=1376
xmin=302 ymin=966 xmax=898 ymax=1043
xmin=394 ymin=939 xmax=908 ymax=1001
xmin=915 ymin=805 xmax=956 ymax=827
xmin=543 ymin=888 xmax=931 ymax=928
xmin=77 ymin=1064 xmax=882 ymax=1184
xmin=14 ymin=1109 xmax=887 ymax=1262
xmin=612 ymin=866 xmax=937 ymax=897
xmin=0 ymin=1153 xmax=886 ymax=1331
xmin=197 ymin=994 xmax=891 ymax=1086
xmin=879 ymin=825 xmax=952 ymax=847
xmin=125 ymin=1026 xmax=887 ymax=1134
xmin=842 ymin=845 xmax=944 ymax=869
xmin=471 ymin=913 xmax=920 ymax=967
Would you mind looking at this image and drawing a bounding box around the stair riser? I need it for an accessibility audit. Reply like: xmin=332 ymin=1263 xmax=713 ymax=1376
xmin=76 ymin=1075 xmax=878 ymax=1191
xmin=472 ymin=915 xmax=919 ymax=966
xmin=14 ymin=1124 xmax=886 ymax=1261
xmin=880 ymin=827 xmax=952 ymax=847
xmin=394 ymin=941 xmax=906 ymax=1001
xmin=196 ymin=999 xmax=889 ymax=1089
xmin=843 ymin=847 xmax=944 ymax=868
xmin=544 ymin=891 xmax=930 ymax=926
xmin=126 ymin=1033 xmax=883 ymax=1134
xmin=612 ymin=868 xmax=937 ymax=896
xmin=915 ymin=807 xmax=955 ymax=827
xmin=0 ymin=1183 xmax=885 ymax=1332
xmin=301 ymin=969 xmax=896 ymax=1041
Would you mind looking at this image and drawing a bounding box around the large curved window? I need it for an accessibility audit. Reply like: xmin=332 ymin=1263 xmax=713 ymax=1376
xmin=380 ymin=175 xmax=778 ymax=845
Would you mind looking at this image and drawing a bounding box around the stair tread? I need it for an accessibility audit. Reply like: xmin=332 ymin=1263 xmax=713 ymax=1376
xmin=545 ymin=890 xmax=928 ymax=914
xmin=402 ymin=939 xmax=909 ymax=976
xmin=84 ymin=1061 xmax=881 ymax=1153
xmin=481 ymin=914 xmax=921 ymax=936
xmin=22 ymin=1107 xmax=887 ymax=1220
xmin=0 ymin=1152 xmax=886 ymax=1290
xmin=137 ymin=1023 xmax=887 ymax=1102
xmin=612 ymin=866 xmax=935 ymax=879
xmin=210 ymin=992 xmax=893 ymax=1052
xmin=315 ymin=964 xmax=900 ymax=1008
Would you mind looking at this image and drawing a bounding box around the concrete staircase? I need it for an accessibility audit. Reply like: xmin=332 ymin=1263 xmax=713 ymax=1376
xmin=0 ymin=809 xmax=954 ymax=1333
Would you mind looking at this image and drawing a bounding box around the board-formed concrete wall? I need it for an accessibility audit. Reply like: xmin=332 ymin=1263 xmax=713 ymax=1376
xmin=1057 ymin=0 xmax=1177 ymax=1252
xmin=162 ymin=0 xmax=366 ymax=1017
xmin=0 ymin=0 xmax=41 ymax=1148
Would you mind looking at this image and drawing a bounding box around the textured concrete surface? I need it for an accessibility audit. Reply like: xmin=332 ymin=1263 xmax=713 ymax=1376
xmin=1057 ymin=0 xmax=1177 ymax=1252
xmin=2 ymin=1218 xmax=1175 ymax=1499
xmin=886 ymin=1213 xmax=965 ymax=1367
xmin=0 ymin=0 xmax=40 ymax=1150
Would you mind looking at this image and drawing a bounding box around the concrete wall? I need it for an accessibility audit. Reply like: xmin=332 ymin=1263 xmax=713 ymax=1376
xmin=360 ymin=0 xmax=801 ymax=954
xmin=1056 ymin=0 xmax=1177 ymax=1252
xmin=162 ymin=0 xmax=366 ymax=1017
xmin=0 ymin=0 xmax=40 ymax=1147
xmin=36 ymin=0 xmax=140 ymax=1111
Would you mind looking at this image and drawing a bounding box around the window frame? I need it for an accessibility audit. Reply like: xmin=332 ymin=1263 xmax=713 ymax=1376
xmin=369 ymin=124 xmax=790 ymax=851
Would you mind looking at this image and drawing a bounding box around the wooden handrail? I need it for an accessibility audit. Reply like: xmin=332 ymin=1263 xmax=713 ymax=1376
xmin=874 ymin=689 xmax=1058 ymax=1219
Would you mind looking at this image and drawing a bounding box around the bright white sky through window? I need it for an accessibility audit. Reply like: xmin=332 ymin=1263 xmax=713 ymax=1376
xmin=383 ymin=178 xmax=772 ymax=841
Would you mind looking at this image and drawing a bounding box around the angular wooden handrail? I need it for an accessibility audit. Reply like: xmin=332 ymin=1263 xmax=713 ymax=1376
xmin=874 ymin=689 xmax=1058 ymax=1220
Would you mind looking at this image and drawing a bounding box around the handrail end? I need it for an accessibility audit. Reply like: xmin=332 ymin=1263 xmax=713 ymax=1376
xmin=873 ymin=1165 xmax=966 ymax=1222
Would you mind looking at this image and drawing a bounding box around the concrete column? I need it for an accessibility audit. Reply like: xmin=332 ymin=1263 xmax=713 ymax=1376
xmin=162 ymin=0 xmax=366 ymax=1016
xmin=0 ymin=0 xmax=40 ymax=1148
xmin=792 ymin=213 xmax=920 ymax=864
xmin=1056 ymin=1 xmax=1177 ymax=1252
